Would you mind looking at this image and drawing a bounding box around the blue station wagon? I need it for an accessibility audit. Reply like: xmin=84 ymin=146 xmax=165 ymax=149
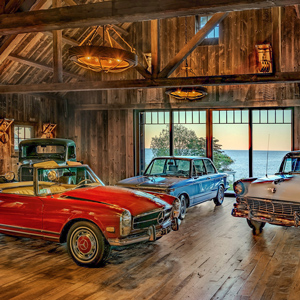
xmin=117 ymin=156 xmax=229 ymax=219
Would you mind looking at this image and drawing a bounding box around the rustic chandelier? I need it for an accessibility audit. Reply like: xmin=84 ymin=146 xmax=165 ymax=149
xmin=165 ymin=65 xmax=207 ymax=101
xmin=165 ymin=17 xmax=207 ymax=101
xmin=69 ymin=26 xmax=138 ymax=73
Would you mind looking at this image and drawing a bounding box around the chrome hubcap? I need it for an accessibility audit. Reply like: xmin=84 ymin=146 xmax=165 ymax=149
xmin=70 ymin=227 xmax=98 ymax=263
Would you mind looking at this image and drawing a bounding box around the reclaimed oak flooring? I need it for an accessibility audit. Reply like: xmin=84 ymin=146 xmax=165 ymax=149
xmin=1 ymin=197 xmax=300 ymax=300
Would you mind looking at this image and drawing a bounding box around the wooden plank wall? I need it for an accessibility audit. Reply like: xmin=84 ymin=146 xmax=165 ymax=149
xmin=0 ymin=94 xmax=58 ymax=174
xmin=2 ymin=7 xmax=300 ymax=183
xmin=55 ymin=7 xmax=300 ymax=184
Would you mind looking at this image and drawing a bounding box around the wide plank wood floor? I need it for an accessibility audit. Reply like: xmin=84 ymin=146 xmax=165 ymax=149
xmin=1 ymin=197 xmax=300 ymax=300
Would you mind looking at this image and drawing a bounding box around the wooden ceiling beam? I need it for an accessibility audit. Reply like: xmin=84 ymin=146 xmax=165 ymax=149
xmin=0 ymin=0 xmax=51 ymax=65
xmin=158 ymin=12 xmax=228 ymax=78
xmin=1 ymin=72 xmax=300 ymax=94
xmin=1 ymin=0 xmax=300 ymax=35
xmin=7 ymin=54 xmax=85 ymax=80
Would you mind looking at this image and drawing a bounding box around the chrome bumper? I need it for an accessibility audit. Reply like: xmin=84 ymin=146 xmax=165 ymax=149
xmin=108 ymin=218 xmax=180 ymax=246
xmin=232 ymin=206 xmax=300 ymax=227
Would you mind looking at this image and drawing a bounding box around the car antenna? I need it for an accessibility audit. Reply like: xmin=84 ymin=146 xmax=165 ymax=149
xmin=266 ymin=134 xmax=270 ymax=178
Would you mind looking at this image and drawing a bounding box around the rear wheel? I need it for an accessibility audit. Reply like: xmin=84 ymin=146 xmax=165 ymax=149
xmin=213 ymin=185 xmax=224 ymax=206
xmin=67 ymin=221 xmax=111 ymax=267
xmin=179 ymin=194 xmax=187 ymax=220
xmin=246 ymin=219 xmax=266 ymax=235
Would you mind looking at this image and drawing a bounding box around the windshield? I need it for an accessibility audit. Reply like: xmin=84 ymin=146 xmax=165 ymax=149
xmin=21 ymin=145 xmax=66 ymax=160
xmin=144 ymin=158 xmax=191 ymax=177
xmin=280 ymin=156 xmax=300 ymax=174
xmin=37 ymin=165 xmax=104 ymax=195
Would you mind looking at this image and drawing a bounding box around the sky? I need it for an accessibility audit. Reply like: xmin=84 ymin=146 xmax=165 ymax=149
xmin=145 ymin=124 xmax=291 ymax=151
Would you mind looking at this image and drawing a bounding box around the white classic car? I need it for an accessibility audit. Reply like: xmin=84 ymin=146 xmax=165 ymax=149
xmin=232 ymin=151 xmax=300 ymax=234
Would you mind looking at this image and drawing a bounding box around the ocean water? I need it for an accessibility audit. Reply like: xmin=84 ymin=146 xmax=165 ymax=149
xmin=145 ymin=148 xmax=288 ymax=182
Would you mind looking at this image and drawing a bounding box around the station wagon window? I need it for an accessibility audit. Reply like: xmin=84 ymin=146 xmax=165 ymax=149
xmin=204 ymin=159 xmax=216 ymax=174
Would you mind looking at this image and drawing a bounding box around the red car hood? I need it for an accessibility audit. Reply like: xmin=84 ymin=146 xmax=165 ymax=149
xmin=62 ymin=185 xmax=172 ymax=216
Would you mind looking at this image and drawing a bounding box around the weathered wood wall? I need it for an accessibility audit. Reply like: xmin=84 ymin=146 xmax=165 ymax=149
xmin=56 ymin=7 xmax=300 ymax=184
xmin=2 ymin=7 xmax=300 ymax=183
xmin=0 ymin=94 xmax=58 ymax=174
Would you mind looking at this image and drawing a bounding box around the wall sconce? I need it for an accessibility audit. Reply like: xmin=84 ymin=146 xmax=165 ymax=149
xmin=0 ymin=118 xmax=14 ymax=144
xmin=255 ymin=44 xmax=273 ymax=74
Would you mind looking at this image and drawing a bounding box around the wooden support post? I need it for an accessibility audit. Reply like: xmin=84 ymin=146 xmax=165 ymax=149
xmin=151 ymin=19 xmax=160 ymax=78
xmin=53 ymin=0 xmax=63 ymax=83
xmin=206 ymin=109 xmax=213 ymax=159
xmin=249 ymin=109 xmax=253 ymax=177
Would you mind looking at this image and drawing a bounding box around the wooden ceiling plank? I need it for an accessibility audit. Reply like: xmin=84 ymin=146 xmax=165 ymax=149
xmin=0 ymin=0 xmax=51 ymax=65
xmin=158 ymin=12 xmax=228 ymax=79
xmin=1 ymin=0 xmax=300 ymax=35
xmin=7 ymin=54 xmax=85 ymax=79
xmin=1 ymin=72 xmax=300 ymax=94
xmin=43 ymin=31 xmax=79 ymax=46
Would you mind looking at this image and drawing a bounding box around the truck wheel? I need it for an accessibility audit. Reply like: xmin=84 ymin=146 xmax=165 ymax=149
xmin=67 ymin=221 xmax=111 ymax=267
xmin=246 ymin=219 xmax=266 ymax=235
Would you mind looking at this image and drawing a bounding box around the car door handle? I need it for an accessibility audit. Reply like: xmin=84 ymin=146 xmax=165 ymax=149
xmin=207 ymin=177 xmax=211 ymax=179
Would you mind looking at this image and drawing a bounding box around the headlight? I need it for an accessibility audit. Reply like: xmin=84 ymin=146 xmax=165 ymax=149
xmin=120 ymin=210 xmax=131 ymax=236
xmin=4 ymin=171 xmax=15 ymax=181
xmin=173 ymin=198 xmax=180 ymax=218
xmin=233 ymin=181 xmax=245 ymax=196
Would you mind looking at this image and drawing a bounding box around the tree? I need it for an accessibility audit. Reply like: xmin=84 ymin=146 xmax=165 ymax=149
xmin=150 ymin=124 xmax=233 ymax=171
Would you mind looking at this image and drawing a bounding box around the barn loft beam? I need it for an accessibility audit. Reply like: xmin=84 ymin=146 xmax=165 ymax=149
xmin=7 ymin=54 xmax=85 ymax=80
xmin=158 ymin=12 xmax=228 ymax=79
xmin=0 ymin=0 xmax=51 ymax=64
xmin=1 ymin=0 xmax=300 ymax=35
xmin=1 ymin=72 xmax=300 ymax=94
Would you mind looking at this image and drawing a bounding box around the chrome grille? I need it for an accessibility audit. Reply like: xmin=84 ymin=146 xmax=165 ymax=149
xmin=133 ymin=208 xmax=172 ymax=230
xmin=245 ymin=197 xmax=300 ymax=218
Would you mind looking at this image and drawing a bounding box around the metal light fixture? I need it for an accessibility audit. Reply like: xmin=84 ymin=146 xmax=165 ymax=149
xmin=69 ymin=26 xmax=138 ymax=73
xmin=166 ymin=17 xmax=207 ymax=101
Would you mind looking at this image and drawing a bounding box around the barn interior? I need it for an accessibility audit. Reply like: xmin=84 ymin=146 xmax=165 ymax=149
xmin=1 ymin=1 xmax=300 ymax=299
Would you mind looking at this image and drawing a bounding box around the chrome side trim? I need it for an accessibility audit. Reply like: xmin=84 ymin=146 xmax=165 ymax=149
xmin=0 ymin=223 xmax=60 ymax=236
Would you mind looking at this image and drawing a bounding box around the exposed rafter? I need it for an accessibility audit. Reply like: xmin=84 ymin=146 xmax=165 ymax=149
xmin=0 ymin=0 xmax=300 ymax=35
xmin=7 ymin=54 xmax=85 ymax=80
xmin=0 ymin=72 xmax=300 ymax=94
xmin=0 ymin=0 xmax=51 ymax=65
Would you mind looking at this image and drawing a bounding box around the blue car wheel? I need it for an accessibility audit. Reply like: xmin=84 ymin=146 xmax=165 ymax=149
xmin=213 ymin=185 xmax=224 ymax=206
xmin=179 ymin=194 xmax=187 ymax=220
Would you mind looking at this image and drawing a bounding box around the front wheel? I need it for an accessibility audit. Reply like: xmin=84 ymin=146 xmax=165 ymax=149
xmin=246 ymin=219 xmax=266 ymax=235
xmin=213 ymin=185 xmax=224 ymax=206
xmin=67 ymin=221 xmax=111 ymax=267
xmin=179 ymin=194 xmax=188 ymax=220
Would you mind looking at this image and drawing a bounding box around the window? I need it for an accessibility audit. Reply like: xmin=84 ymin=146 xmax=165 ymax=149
xmin=14 ymin=125 xmax=33 ymax=151
xmin=204 ymin=159 xmax=217 ymax=174
xmin=195 ymin=15 xmax=219 ymax=45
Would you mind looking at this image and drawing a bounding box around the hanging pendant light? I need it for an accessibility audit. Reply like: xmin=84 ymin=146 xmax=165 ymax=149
xmin=165 ymin=86 xmax=207 ymax=101
xmin=69 ymin=26 xmax=138 ymax=73
xmin=166 ymin=17 xmax=207 ymax=101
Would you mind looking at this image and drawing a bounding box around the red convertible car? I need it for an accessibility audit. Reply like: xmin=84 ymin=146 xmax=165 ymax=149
xmin=0 ymin=161 xmax=180 ymax=267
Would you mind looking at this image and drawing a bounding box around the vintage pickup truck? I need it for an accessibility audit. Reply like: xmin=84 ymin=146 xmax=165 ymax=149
xmin=18 ymin=138 xmax=77 ymax=181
